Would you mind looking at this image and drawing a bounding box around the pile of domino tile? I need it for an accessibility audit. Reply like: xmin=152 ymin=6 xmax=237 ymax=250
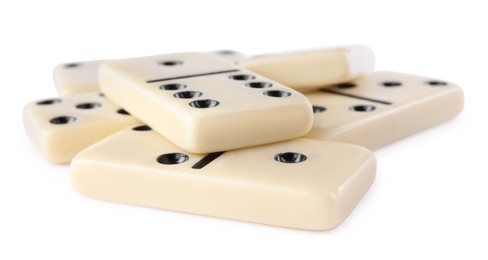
xmin=23 ymin=46 xmax=463 ymax=230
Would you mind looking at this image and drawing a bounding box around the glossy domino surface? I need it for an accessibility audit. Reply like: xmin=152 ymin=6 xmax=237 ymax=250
xmin=306 ymin=71 xmax=464 ymax=149
xmin=99 ymin=52 xmax=313 ymax=153
xmin=53 ymin=60 xmax=102 ymax=96
xmin=71 ymin=126 xmax=376 ymax=230
xmin=53 ymin=51 xmax=246 ymax=96
xmin=23 ymin=92 xmax=140 ymax=163
xmin=240 ymin=45 xmax=375 ymax=91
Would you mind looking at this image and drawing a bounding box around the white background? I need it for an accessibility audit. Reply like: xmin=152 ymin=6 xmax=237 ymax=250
xmin=1 ymin=0 xmax=487 ymax=259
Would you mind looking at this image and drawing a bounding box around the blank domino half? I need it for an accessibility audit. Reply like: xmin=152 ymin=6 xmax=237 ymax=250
xmin=53 ymin=50 xmax=246 ymax=96
xmin=99 ymin=52 xmax=313 ymax=154
xmin=306 ymin=71 xmax=464 ymax=149
xmin=240 ymin=45 xmax=375 ymax=91
xmin=71 ymin=126 xmax=376 ymax=230
xmin=23 ymin=92 xmax=140 ymax=163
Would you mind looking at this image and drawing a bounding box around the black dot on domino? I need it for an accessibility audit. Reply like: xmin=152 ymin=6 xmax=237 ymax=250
xmin=117 ymin=109 xmax=130 ymax=115
xmin=217 ymin=50 xmax=236 ymax=55
xmin=157 ymin=153 xmax=189 ymax=165
xmin=173 ymin=91 xmax=203 ymax=99
xmin=159 ymin=60 xmax=183 ymax=66
xmin=350 ymin=105 xmax=376 ymax=112
xmin=76 ymin=102 xmax=102 ymax=109
xmin=50 ymin=116 xmax=76 ymax=125
xmin=64 ymin=63 xmax=81 ymax=68
xmin=160 ymin=83 xmax=187 ymax=91
xmin=132 ymin=125 xmax=152 ymax=131
xmin=229 ymin=74 xmax=256 ymax=81
xmin=263 ymin=90 xmax=291 ymax=98
xmin=274 ymin=152 xmax=307 ymax=163
xmin=246 ymin=82 xmax=273 ymax=89
xmin=334 ymin=83 xmax=356 ymax=89
xmin=426 ymin=80 xmax=448 ymax=86
xmin=189 ymin=99 xmax=220 ymax=108
xmin=381 ymin=81 xmax=402 ymax=87
xmin=312 ymin=105 xmax=326 ymax=113
xmin=37 ymin=99 xmax=61 ymax=105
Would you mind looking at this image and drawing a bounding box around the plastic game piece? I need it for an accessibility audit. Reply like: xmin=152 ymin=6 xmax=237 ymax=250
xmin=240 ymin=45 xmax=375 ymax=91
xmin=23 ymin=92 xmax=140 ymax=163
xmin=53 ymin=51 xmax=246 ymax=96
xmin=99 ymin=52 xmax=313 ymax=153
xmin=54 ymin=60 xmax=102 ymax=96
xmin=71 ymin=125 xmax=376 ymax=230
xmin=305 ymin=71 xmax=464 ymax=149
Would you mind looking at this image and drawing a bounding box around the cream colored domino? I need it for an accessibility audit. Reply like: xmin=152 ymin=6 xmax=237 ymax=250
xmin=240 ymin=45 xmax=375 ymax=91
xmin=54 ymin=60 xmax=102 ymax=96
xmin=305 ymin=71 xmax=464 ymax=149
xmin=23 ymin=92 xmax=140 ymax=164
xmin=53 ymin=51 xmax=245 ymax=96
xmin=99 ymin=52 xmax=313 ymax=154
xmin=71 ymin=126 xmax=376 ymax=230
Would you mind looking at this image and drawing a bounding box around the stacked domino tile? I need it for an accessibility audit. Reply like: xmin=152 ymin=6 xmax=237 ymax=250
xmin=22 ymin=46 xmax=463 ymax=230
